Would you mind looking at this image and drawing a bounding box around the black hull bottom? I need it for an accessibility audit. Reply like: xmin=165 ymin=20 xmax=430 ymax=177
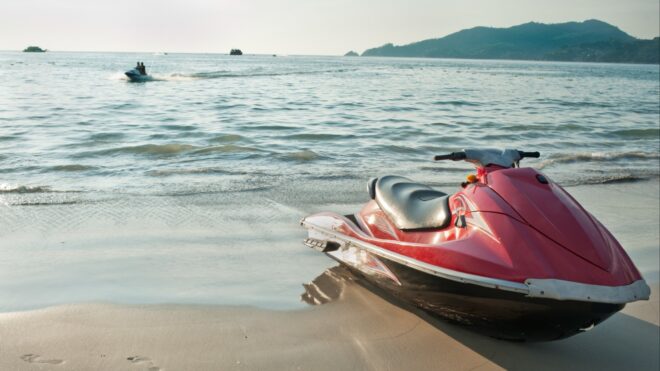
xmin=337 ymin=257 xmax=624 ymax=341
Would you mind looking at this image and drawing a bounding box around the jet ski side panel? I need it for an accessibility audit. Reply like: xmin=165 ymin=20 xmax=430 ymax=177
xmin=305 ymin=207 xmax=643 ymax=287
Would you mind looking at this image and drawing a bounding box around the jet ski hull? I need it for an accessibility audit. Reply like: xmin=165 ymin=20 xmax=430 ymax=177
xmin=339 ymin=252 xmax=623 ymax=341
xmin=125 ymin=69 xmax=151 ymax=82
xmin=301 ymin=210 xmax=645 ymax=341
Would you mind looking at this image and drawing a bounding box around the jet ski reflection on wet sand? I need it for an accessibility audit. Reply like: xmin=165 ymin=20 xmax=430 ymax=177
xmin=301 ymin=148 xmax=650 ymax=341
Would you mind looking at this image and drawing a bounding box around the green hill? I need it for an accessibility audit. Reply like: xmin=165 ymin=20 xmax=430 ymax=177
xmin=361 ymin=20 xmax=658 ymax=64
xmin=23 ymin=46 xmax=46 ymax=52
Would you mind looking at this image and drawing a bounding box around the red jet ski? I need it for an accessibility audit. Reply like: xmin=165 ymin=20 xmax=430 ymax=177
xmin=301 ymin=149 xmax=650 ymax=341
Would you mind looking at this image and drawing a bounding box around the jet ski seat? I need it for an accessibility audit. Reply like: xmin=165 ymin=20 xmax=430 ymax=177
xmin=368 ymin=175 xmax=451 ymax=230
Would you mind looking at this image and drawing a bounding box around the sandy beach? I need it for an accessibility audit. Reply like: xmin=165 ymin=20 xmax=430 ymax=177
xmin=0 ymin=279 xmax=657 ymax=371
xmin=1 ymin=180 xmax=658 ymax=370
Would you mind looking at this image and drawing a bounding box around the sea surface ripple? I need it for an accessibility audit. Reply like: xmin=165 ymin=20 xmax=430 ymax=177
xmin=0 ymin=52 xmax=658 ymax=310
xmin=1 ymin=53 xmax=658 ymax=201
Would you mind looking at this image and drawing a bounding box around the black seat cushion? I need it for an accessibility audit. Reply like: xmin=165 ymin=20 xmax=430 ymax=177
xmin=372 ymin=175 xmax=451 ymax=230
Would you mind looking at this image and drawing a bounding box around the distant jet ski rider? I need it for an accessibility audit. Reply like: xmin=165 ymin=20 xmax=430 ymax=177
xmin=135 ymin=61 xmax=147 ymax=75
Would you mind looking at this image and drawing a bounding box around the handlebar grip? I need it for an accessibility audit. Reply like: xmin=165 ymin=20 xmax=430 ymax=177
xmin=434 ymin=152 xmax=467 ymax=161
xmin=518 ymin=151 xmax=540 ymax=158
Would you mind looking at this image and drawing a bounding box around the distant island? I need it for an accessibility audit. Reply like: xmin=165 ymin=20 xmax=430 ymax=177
xmin=344 ymin=51 xmax=359 ymax=57
xmin=230 ymin=49 xmax=243 ymax=55
xmin=23 ymin=46 xmax=46 ymax=53
xmin=360 ymin=20 xmax=659 ymax=64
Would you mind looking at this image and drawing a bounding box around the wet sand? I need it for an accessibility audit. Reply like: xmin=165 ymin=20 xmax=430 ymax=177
xmin=0 ymin=278 xmax=657 ymax=371
xmin=0 ymin=181 xmax=658 ymax=370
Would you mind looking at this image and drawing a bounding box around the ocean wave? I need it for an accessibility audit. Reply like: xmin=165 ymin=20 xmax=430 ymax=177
xmin=0 ymin=135 xmax=18 ymax=142
xmin=241 ymin=124 xmax=298 ymax=131
xmin=593 ymin=175 xmax=655 ymax=184
xmin=0 ymin=184 xmax=53 ymax=193
xmin=102 ymin=102 xmax=139 ymax=110
xmin=305 ymin=173 xmax=362 ymax=181
xmin=607 ymin=128 xmax=660 ymax=139
xmin=48 ymin=164 xmax=96 ymax=172
xmin=78 ymin=143 xmax=272 ymax=158
xmin=326 ymin=102 xmax=366 ymax=109
xmin=191 ymin=145 xmax=263 ymax=155
xmin=374 ymin=144 xmax=424 ymax=155
xmin=0 ymin=165 xmax=42 ymax=174
xmin=285 ymin=133 xmax=355 ymax=141
xmin=10 ymin=200 xmax=83 ymax=206
xmin=81 ymin=144 xmax=199 ymax=157
xmin=160 ymin=124 xmax=197 ymax=131
xmin=381 ymin=106 xmax=421 ymax=112
xmin=146 ymin=167 xmax=236 ymax=177
xmin=147 ymin=167 xmax=274 ymax=177
xmin=214 ymin=103 xmax=248 ymax=110
xmin=564 ymin=174 xmax=659 ymax=186
xmin=89 ymin=132 xmax=125 ymax=141
xmin=280 ymin=150 xmax=320 ymax=162
xmin=209 ymin=134 xmax=245 ymax=143
xmin=432 ymin=100 xmax=480 ymax=107
xmin=155 ymin=183 xmax=274 ymax=196
xmin=535 ymin=98 xmax=614 ymax=109
xmin=537 ymin=151 xmax=660 ymax=169
xmin=419 ymin=166 xmax=470 ymax=173
xmin=498 ymin=123 xmax=585 ymax=132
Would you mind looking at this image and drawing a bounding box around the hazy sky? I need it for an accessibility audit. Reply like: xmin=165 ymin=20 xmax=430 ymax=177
xmin=1 ymin=0 xmax=658 ymax=54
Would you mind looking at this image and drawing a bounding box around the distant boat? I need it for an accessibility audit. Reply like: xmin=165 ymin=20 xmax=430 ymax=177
xmin=23 ymin=46 xmax=46 ymax=53
xmin=230 ymin=49 xmax=243 ymax=56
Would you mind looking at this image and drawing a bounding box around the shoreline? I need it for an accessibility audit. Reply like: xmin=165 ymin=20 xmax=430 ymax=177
xmin=1 ymin=181 xmax=658 ymax=370
xmin=1 ymin=179 xmax=656 ymax=313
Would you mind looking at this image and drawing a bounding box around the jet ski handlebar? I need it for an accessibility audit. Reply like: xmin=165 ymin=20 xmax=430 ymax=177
xmin=434 ymin=152 xmax=467 ymax=161
xmin=518 ymin=151 xmax=540 ymax=159
xmin=434 ymin=150 xmax=541 ymax=163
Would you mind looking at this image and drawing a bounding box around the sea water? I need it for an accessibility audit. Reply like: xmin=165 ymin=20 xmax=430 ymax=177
xmin=0 ymin=52 xmax=658 ymax=311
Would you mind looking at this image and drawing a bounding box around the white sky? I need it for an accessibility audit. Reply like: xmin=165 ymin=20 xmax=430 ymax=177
xmin=1 ymin=0 xmax=658 ymax=54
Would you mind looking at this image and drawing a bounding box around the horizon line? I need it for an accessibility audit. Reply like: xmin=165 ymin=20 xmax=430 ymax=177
xmin=0 ymin=49 xmax=342 ymax=56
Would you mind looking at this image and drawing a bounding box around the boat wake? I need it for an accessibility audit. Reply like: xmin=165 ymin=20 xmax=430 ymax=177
xmin=112 ymin=67 xmax=354 ymax=82
xmin=111 ymin=72 xmax=170 ymax=82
